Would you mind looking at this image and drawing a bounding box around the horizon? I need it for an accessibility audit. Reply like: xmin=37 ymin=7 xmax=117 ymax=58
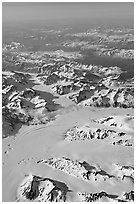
xmin=2 ymin=2 xmax=134 ymax=27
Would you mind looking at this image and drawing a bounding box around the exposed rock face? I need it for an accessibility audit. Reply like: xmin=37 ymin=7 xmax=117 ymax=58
xmin=2 ymin=71 xmax=62 ymax=137
xmin=2 ymin=107 xmax=20 ymax=134
xmin=77 ymin=190 xmax=134 ymax=202
xmin=64 ymin=124 xmax=133 ymax=147
xmin=78 ymin=191 xmax=119 ymax=202
xmin=3 ymin=41 xmax=25 ymax=52
xmin=94 ymin=115 xmax=134 ymax=130
xmin=2 ymin=28 xmax=134 ymax=202
xmin=76 ymin=89 xmax=95 ymax=104
xmin=123 ymin=191 xmax=134 ymax=201
xmin=38 ymin=157 xmax=115 ymax=182
xmin=97 ymin=48 xmax=134 ymax=60
xmin=2 ymin=72 xmax=35 ymax=109
xmin=3 ymin=41 xmax=134 ymax=109
xmin=3 ymin=105 xmax=32 ymax=124
xmin=52 ymin=82 xmax=80 ymax=95
xmin=2 ymin=106 xmax=32 ymax=138
xmin=2 ymin=84 xmax=17 ymax=106
xmin=54 ymin=84 xmax=71 ymax=95
xmin=44 ymin=73 xmax=60 ymax=85
xmin=64 ymin=125 xmax=125 ymax=142
xmin=2 ymin=74 xmax=48 ymax=137
xmin=91 ymin=66 xmax=123 ymax=77
xmin=3 ymin=72 xmax=31 ymax=89
xmin=83 ymin=95 xmax=111 ymax=108
xmin=69 ymin=86 xmax=134 ymax=108
xmin=112 ymin=139 xmax=133 ymax=147
xmin=16 ymin=158 xmax=134 ymax=202
xmin=45 ymin=157 xmax=89 ymax=180
xmin=6 ymin=88 xmax=47 ymax=113
xmin=69 ymin=87 xmax=95 ymax=103
xmin=113 ymin=164 xmax=134 ymax=181
xmin=17 ymin=174 xmax=69 ymax=202
xmin=113 ymin=87 xmax=134 ymax=108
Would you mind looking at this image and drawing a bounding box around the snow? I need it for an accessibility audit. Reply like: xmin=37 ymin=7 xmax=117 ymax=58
xmin=2 ymin=76 xmax=134 ymax=202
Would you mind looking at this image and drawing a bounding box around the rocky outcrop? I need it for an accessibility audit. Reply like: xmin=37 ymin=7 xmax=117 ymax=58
xmin=91 ymin=66 xmax=123 ymax=77
xmin=44 ymin=73 xmax=60 ymax=85
xmin=123 ymin=191 xmax=134 ymax=201
xmin=97 ymin=48 xmax=134 ymax=60
xmin=2 ymin=71 xmax=62 ymax=138
xmin=69 ymin=87 xmax=95 ymax=103
xmin=113 ymin=87 xmax=134 ymax=108
xmin=2 ymin=106 xmax=32 ymax=138
xmin=94 ymin=115 xmax=134 ymax=130
xmin=112 ymin=139 xmax=133 ymax=147
xmin=2 ymin=74 xmax=49 ymax=137
xmin=69 ymin=86 xmax=134 ymax=108
xmin=3 ymin=105 xmax=32 ymax=124
xmin=64 ymin=125 xmax=133 ymax=147
xmin=113 ymin=164 xmax=134 ymax=181
xmin=38 ymin=157 xmax=115 ymax=182
xmin=2 ymin=72 xmax=34 ymax=92
xmin=44 ymin=157 xmax=89 ymax=180
xmin=36 ymin=157 xmax=134 ymax=187
xmin=3 ymin=41 xmax=25 ymax=52
xmin=54 ymin=84 xmax=71 ymax=95
xmin=3 ymin=88 xmax=47 ymax=126
xmin=52 ymin=82 xmax=80 ymax=95
xmin=83 ymin=95 xmax=111 ymax=107
xmin=64 ymin=125 xmax=125 ymax=142
xmin=78 ymin=191 xmax=119 ymax=202
xmin=2 ymin=83 xmax=17 ymax=106
xmin=76 ymin=89 xmax=95 ymax=104
xmin=77 ymin=190 xmax=134 ymax=202
xmin=17 ymin=174 xmax=69 ymax=202
xmin=7 ymin=88 xmax=47 ymax=111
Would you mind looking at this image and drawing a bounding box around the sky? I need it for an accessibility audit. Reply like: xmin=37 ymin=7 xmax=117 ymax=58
xmin=2 ymin=2 xmax=134 ymax=26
